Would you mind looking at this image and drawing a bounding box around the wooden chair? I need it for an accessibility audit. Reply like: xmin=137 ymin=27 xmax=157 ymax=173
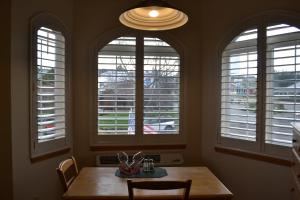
xmin=56 ymin=156 xmax=79 ymax=192
xmin=127 ymin=179 xmax=192 ymax=200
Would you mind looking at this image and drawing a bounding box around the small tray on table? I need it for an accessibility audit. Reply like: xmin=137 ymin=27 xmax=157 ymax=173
xmin=115 ymin=167 xmax=168 ymax=178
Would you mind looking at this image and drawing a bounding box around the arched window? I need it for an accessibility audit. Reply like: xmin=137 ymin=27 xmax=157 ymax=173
xmin=220 ymin=21 xmax=300 ymax=157
xmin=221 ymin=28 xmax=258 ymax=142
xmin=30 ymin=14 xmax=70 ymax=158
xmin=93 ymin=35 xmax=183 ymax=146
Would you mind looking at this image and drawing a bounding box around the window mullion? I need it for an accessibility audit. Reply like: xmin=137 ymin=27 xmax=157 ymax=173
xmin=257 ymin=23 xmax=267 ymax=151
xmin=136 ymin=35 xmax=144 ymax=138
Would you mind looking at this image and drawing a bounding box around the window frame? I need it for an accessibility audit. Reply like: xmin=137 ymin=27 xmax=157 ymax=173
xmin=30 ymin=13 xmax=71 ymax=159
xmin=217 ymin=13 xmax=300 ymax=159
xmin=89 ymin=30 xmax=186 ymax=148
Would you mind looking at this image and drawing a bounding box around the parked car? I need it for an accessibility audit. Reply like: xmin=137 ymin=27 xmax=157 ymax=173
xmin=128 ymin=112 xmax=176 ymax=134
xmin=144 ymin=119 xmax=175 ymax=132
xmin=38 ymin=117 xmax=56 ymax=140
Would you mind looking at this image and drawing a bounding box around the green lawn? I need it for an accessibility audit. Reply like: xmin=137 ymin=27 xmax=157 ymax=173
xmin=98 ymin=113 xmax=130 ymax=130
xmin=98 ymin=112 xmax=178 ymax=130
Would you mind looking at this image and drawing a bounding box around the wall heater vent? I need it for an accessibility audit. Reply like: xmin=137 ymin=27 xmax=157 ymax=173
xmin=96 ymin=152 xmax=183 ymax=167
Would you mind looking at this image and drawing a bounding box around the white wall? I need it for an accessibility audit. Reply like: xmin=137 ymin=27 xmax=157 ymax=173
xmin=11 ymin=0 xmax=73 ymax=200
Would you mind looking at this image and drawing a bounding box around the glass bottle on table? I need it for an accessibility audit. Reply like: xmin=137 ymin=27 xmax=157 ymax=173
xmin=143 ymin=159 xmax=149 ymax=172
xmin=149 ymin=159 xmax=154 ymax=171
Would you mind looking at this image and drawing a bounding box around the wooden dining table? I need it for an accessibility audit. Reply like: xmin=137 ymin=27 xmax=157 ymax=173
xmin=63 ymin=166 xmax=233 ymax=200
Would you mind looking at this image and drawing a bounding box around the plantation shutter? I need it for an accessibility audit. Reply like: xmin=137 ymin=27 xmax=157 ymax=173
xmin=220 ymin=29 xmax=258 ymax=141
xmin=36 ymin=27 xmax=66 ymax=142
xmin=265 ymin=24 xmax=300 ymax=146
xmin=98 ymin=37 xmax=136 ymax=135
xmin=143 ymin=37 xmax=180 ymax=134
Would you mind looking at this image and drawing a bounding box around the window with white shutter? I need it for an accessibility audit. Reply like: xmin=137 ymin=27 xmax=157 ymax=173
xmin=30 ymin=13 xmax=70 ymax=158
xmin=219 ymin=19 xmax=300 ymax=158
xmin=266 ymin=24 xmax=300 ymax=146
xmin=221 ymin=29 xmax=258 ymax=141
xmin=94 ymin=35 xmax=184 ymax=145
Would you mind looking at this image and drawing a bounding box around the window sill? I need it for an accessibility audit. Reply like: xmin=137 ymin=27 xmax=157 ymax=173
xmin=215 ymin=146 xmax=292 ymax=167
xmin=31 ymin=147 xmax=71 ymax=163
xmin=90 ymin=144 xmax=186 ymax=151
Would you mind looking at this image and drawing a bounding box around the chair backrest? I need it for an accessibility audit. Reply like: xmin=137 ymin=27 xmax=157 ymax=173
xmin=127 ymin=180 xmax=192 ymax=200
xmin=56 ymin=156 xmax=79 ymax=192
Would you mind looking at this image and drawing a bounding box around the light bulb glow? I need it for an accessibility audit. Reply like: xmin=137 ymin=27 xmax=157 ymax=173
xmin=148 ymin=10 xmax=159 ymax=18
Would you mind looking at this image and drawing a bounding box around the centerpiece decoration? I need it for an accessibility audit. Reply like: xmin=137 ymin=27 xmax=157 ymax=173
xmin=117 ymin=151 xmax=144 ymax=175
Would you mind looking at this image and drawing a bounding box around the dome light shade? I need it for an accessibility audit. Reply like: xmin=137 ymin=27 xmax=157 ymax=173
xmin=119 ymin=0 xmax=188 ymax=31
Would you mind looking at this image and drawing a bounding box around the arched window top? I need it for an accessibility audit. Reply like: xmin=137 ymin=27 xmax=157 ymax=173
xmin=37 ymin=26 xmax=65 ymax=41
xmin=267 ymin=23 xmax=300 ymax=36
xmin=234 ymin=28 xmax=258 ymax=42
xmin=30 ymin=13 xmax=70 ymax=39
xmin=144 ymin=37 xmax=179 ymax=57
xmin=144 ymin=37 xmax=175 ymax=47
xmin=225 ymin=23 xmax=300 ymax=48
xmin=101 ymin=36 xmax=179 ymax=56
xmin=108 ymin=36 xmax=136 ymax=45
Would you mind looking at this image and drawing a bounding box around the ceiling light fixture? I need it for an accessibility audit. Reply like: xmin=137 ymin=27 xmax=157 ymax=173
xmin=119 ymin=0 xmax=188 ymax=31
